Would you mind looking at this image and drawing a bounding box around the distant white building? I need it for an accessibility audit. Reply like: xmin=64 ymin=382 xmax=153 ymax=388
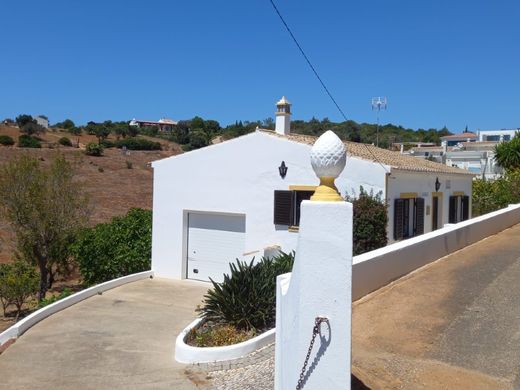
xmin=34 ymin=115 xmax=49 ymax=129
xmin=477 ymin=128 xmax=519 ymax=142
xmin=129 ymin=118 xmax=177 ymax=132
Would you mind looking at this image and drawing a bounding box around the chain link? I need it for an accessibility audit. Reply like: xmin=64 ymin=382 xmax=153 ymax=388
xmin=296 ymin=316 xmax=328 ymax=390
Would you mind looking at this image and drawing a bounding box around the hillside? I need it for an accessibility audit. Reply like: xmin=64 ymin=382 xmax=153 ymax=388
xmin=0 ymin=125 xmax=182 ymax=264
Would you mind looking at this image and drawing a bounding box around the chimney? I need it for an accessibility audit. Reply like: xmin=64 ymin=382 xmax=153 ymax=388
xmin=275 ymin=96 xmax=291 ymax=135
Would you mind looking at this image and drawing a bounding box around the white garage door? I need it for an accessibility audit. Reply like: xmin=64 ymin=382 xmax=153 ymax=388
xmin=187 ymin=213 xmax=246 ymax=282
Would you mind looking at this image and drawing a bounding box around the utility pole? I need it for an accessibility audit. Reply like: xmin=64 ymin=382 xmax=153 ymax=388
xmin=371 ymin=97 xmax=387 ymax=147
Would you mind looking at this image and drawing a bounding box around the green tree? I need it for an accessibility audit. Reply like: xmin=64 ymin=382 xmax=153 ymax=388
xmin=494 ymin=133 xmax=520 ymax=171
xmin=346 ymin=187 xmax=388 ymax=255
xmin=55 ymin=119 xmax=76 ymax=130
xmin=93 ymin=127 xmax=111 ymax=144
xmin=0 ymin=155 xmax=91 ymax=300
xmin=15 ymin=114 xmax=35 ymax=128
xmin=190 ymin=116 xmax=205 ymax=131
xmin=189 ymin=130 xmax=209 ymax=149
xmin=20 ymin=122 xmax=45 ymax=136
xmin=72 ymin=208 xmax=152 ymax=285
xmin=0 ymin=261 xmax=39 ymax=320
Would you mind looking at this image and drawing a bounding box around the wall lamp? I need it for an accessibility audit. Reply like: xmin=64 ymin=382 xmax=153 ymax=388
xmin=435 ymin=177 xmax=441 ymax=192
xmin=279 ymin=161 xmax=288 ymax=179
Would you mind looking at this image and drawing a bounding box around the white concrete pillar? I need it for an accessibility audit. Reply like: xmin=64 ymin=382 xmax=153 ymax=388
xmin=275 ymin=130 xmax=352 ymax=390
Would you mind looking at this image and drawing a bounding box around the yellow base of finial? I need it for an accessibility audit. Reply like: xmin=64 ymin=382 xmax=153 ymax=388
xmin=311 ymin=177 xmax=344 ymax=202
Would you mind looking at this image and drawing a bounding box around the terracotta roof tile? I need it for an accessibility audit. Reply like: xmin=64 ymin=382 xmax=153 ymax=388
xmin=261 ymin=129 xmax=474 ymax=176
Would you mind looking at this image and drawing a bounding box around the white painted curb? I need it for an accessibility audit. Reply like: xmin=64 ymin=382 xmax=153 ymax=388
xmin=175 ymin=318 xmax=275 ymax=364
xmin=0 ymin=270 xmax=154 ymax=347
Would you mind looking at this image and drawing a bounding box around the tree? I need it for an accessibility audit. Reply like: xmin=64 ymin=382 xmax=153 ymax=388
xmin=54 ymin=119 xmax=76 ymax=130
xmin=190 ymin=116 xmax=205 ymax=131
xmin=93 ymin=126 xmax=111 ymax=144
xmin=0 ymin=261 xmax=39 ymax=320
xmin=188 ymin=130 xmax=209 ymax=149
xmin=494 ymin=133 xmax=520 ymax=171
xmin=0 ymin=155 xmax=91 ymax=300
xmin=20 ymin=122 xmax=45 ymax=136
xmin=15 ymin=114 xmax=35 ymax=128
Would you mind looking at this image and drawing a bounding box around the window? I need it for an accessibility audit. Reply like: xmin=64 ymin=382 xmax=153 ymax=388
xmin=394 ymin=197 xmax=425 ymax=240
xmin=449 ymin=195 xmax=469 ymax=223
xmin=273 ymin=189 xmax=314 ymax=227
xmin=485 ymin=135 xmax=500 ymax=142
xmin=503 ymin=135 xmax=511 ymax=141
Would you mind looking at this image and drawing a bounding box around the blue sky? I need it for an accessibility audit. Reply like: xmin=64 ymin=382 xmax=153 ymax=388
xmin=1 ymin=0 xmax=518 ymax=132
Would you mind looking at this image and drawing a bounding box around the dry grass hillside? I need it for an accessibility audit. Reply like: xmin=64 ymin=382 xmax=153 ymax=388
xmin=0 ymin=125 xmax=182 ymax=264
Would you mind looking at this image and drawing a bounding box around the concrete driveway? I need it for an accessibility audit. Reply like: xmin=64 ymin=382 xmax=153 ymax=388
xmin=0 ymin=278 xmax=210 ymax=390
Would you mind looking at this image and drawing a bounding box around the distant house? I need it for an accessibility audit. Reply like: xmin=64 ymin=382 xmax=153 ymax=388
xmin=34 ymin=115 xmax=49 ymax=129
xmin=151 ymin=97 xmax=474 ymax=282
xmin=129 ymin=118 xmax=177 ymax=132
xmin=440 ymin=132 xmax=477 ymax=148
xmin=477 ymin=128 xmax=519 ymax=142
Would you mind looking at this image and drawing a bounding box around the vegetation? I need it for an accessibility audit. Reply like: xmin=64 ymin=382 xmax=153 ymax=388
xmin=494 ymin=133 xmax=520 ymax=171
xmin=15 ymin=114 xmax=35 ymax=128
xmin=0 ymin=155 xmax=91 ymax=300
xmin=58 ymin=137 xmax=73 ymax=147
xmin=346 ymin=187 xmax=388 ymax=255
xmin=0 ymin=135 xmax=15 ymax=146
xmin=0 ymin=261 xmax=39 ymax=320
xmin=72 ymin=208 xmax=152 ymax=285
xmin=115 ymin=137 xmax=161 ymax=150
xmin=85 ymin=142 xmax=103 ymax=156
xmin=198 ymin=252 xmax=294 ymax=331
xmin=37 ymin=288 xmax=72 ymax=309
xmin=472 ymin=170 xmax=520 ymax=216
xmin=18 ymin=134 xmax=41 ymax=148
xmin=187 ymin=322 xmax=256 ymax=347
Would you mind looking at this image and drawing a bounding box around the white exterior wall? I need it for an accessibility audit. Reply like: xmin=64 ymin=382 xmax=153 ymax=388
xmin=151 ymin=131 xmax=387 ymax=279
xmin=275 ymin=114 xmax=290 ymax=135
xmin=478 ymin=129 xmax=518 ymax=142
xmin=387 ymin=170 xmax=473 ymax=242
xmin=35 ymin=116 xmax=49 ymax=128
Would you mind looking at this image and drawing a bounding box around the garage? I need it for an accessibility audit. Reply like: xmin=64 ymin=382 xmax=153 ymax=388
xmin=186 ymin=212 xmax=246 ymax=282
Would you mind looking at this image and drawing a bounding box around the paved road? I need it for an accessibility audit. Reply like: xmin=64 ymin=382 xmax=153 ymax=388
xmin=352 ymin=223 xmax=520 ymax=389
xmin=0 ymin=278 xmax=210 ymax=390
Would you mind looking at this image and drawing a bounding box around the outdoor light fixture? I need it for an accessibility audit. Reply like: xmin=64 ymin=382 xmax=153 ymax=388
xmin=278 ymin=161 xmax=288 ymax=179
xmin=435 ymin=177 xmax=441 ymax=192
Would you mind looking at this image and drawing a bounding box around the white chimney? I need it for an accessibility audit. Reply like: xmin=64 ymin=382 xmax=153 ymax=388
xmin=275 ymin=96 xmax=291 ymax=135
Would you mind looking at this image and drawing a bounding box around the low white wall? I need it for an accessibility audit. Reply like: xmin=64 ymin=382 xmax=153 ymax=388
xmin=352 ymin=204 xmax=520 ymax=300
xmin=175 ymin=318 xmax=276 ymax=364
xmin=0 ymin=270 xmax=154 ymax=347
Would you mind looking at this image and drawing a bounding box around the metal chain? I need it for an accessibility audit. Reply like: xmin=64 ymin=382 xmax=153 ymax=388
xmin=296 ymin=316 xmax=328 ymax=390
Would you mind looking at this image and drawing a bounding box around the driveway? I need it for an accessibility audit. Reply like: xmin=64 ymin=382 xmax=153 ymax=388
xmin=0 ymin=278 xmax=210 ymax=390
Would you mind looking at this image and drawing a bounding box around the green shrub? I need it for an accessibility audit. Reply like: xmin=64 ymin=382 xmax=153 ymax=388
xmin=346 ymin=187 xmax=388 ymax=255
xmin=38 ymin=288 xmax=72 ymax=308
xmin=115 ymin=137 xmax=161 ymax=151
xmin=472 ymin=170 xmax=520 ymax=216
xmin=58 ymin=137 xmax=73 ymax=147
xmin=18 ymin=134 xmax=41 ymax=148
xmin=0 ymin=261 xmax=39 ymax=320
xmin=85 ymin=142 xmax=103 ymax=156
xmin=198 ymin=252 xmax=294 ymax=331
xmin=0 ymin=135 xmax=15 ymax=146
xmin=72 ymin=208 xmax=152 ymax=285
xmin=101 ymin=139 xmax=116 ymax=148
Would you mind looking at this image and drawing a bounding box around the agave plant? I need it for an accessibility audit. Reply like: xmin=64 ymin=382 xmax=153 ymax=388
xmin=198 ymin=252 xmax=294 ymax=331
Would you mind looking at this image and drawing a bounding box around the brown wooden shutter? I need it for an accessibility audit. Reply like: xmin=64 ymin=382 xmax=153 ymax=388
xmin=449 ymin=196 xmax=458 ymax=223
xmin=414 ymin=197 xmax=425 ymax=236
xmin=274 ymin=190 xmax=293 ymax=225
xmin=461 ymin=195 xmax=469 ymax=221
xmin=394 ymin=199 xmax=405 ymax=240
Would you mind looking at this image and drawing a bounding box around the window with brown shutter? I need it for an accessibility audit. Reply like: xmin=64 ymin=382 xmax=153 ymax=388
xmin=274 ymin=190 xmax=293 ymax=225
xmin=461 ymin=196 xmax=469 ymax=221
xmin=394 ymin=199 xmax=405 ymax=240
xmin=449 ymin=196 xmax=458 ymax=223
xmin=394 ymin=196 xmax=425 ymax=241
xmin=414 ymin=198 xmax=425 ymax=235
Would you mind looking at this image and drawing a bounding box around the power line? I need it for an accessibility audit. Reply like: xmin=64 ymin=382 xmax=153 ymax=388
xmin=268 ymin=0 xmax=348 ymax=121
xmin=268 ymin=0 xmax=390 ymax=173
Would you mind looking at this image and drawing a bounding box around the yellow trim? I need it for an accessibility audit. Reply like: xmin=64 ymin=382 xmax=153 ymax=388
xmin=311 ymin=177 xmax=344 ymax=202
xmin=289 ymin=185 xmax=317 ymax=191
xmin=453 ymin=191 xmax=465 ymax=196
xmin=399 ymin=192 xmax=418 ymax=199
xmin=432 ymin=192 xmax=443 ymax=197
xmin=288 ymin=226 xmax=299 ymax=233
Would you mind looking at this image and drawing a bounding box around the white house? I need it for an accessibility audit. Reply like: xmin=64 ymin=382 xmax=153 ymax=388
xmin=477 ymin=128 xmax=518 ymax=142
xmin=151 ymin=98 xmax=474 ymax=282
xmin=34 ymin=115 xmax=49 ymax=129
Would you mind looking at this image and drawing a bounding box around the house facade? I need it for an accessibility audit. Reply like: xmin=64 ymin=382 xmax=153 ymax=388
xmin=34 ymin=115 xmax=49 ymax=129
xmin=151 ymin=99 xmax=474 ymax=282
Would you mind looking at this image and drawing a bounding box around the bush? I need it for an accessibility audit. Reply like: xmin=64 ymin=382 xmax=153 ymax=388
xmin=115 ymin=137 xmax=161 ymax=151
xmin=0 ymin=135 xmax=15 ymax=146
xmin=58 ymin=137 xmax=73 ymax=147
xmin=472 ymin=170 xmax=520 ymax=216
xmin=72 ymin=208 xmax=152 ymax=285
xmin=198 ymin=252 xmax=294 ymax=331
xmin=125 ymin=160 xmax=133 ymax=169
xmin=346 ymin=187 xmax=388 ymax=255
xmin=101 ymin=139 xmax=116 ymax=148
xmin=0 ymin=261 xmax=39 ymax=320
xmin=18 ymin=134 xmax=41 ymax=148
xmin=85 ymin=142 xmax=103 ymax=156
xmin=38 ymin=288 xmax=72 ymax=309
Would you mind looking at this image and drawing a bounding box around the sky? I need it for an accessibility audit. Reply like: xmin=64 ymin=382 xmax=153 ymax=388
xmin=0 ymin=0 xmax=519 ymax=132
